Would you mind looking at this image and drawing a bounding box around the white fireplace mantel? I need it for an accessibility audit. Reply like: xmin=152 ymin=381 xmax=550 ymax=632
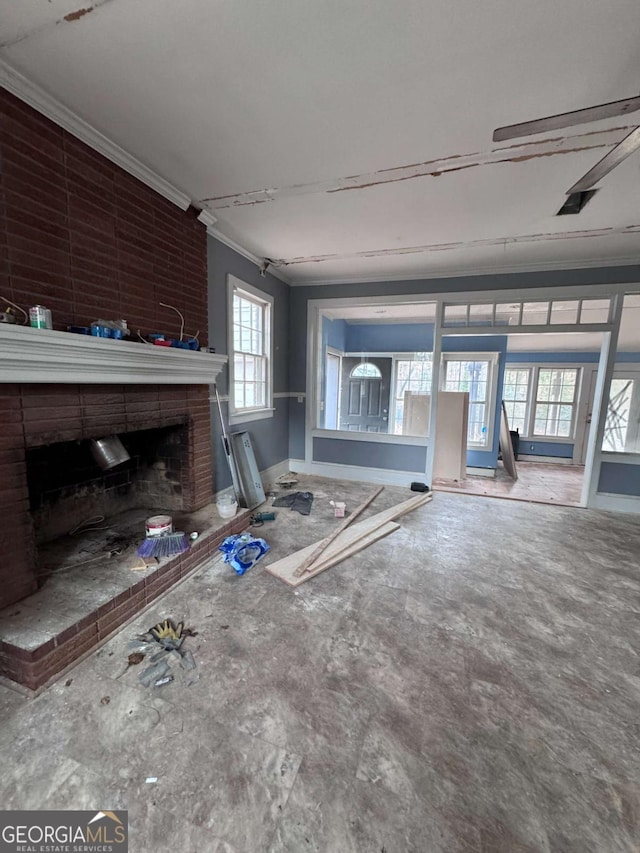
xmin=0 ymin=324 xmax=228 ymax=384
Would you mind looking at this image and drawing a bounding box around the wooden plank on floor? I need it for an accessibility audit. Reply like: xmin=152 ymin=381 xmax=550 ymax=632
xmin=267 ymin=521 xmax=401 ymax=586
xmin=293 ymin=485 xmax=384 ymax=577
xmin=265 ymin=492 xmax=432 ymax=586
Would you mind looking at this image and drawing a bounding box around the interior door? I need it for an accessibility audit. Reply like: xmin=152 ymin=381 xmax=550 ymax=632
xmin=340 ymin=357 xmax=392 ymax=432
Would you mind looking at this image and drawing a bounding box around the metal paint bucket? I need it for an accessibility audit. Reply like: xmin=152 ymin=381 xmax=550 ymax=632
xmin=145 ymin=515 xmax=173 ymax=537
xmin=90 ymin=435 xmax=131 ymax=470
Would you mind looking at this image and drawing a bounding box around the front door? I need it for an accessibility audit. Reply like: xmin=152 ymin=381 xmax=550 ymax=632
xmin=340 ymin=357 xmax=392 ymax=432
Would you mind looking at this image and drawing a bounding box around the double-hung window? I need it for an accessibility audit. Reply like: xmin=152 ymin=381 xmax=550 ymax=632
xmin=442 ymin=354 xmax=499 ymax=447
xmin=392 ymin=354 xmax=433 ymax=435
xmin=532 ymin=368 xmax=578 ymax=438
xmin=501 ymin=365 xmax=580 ymax=439
xmin=228 ymin=276 xmax=273 ymax=424
xmin=502 ymin=368 xmax=532 ymax=433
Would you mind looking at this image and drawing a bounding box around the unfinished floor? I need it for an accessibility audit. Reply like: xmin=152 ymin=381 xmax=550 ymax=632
xmin=434 ymin=461 xmax=585 ymax=507
xmin=1 ymin=476 xmax=639 ymax=853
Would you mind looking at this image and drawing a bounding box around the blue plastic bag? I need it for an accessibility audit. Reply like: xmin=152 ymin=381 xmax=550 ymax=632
xmin=218 ymin=533 xmax=270 ymax=575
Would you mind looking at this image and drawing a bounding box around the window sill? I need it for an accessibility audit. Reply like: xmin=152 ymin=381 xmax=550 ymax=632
xmin=229 ymin=407 xmax=275 ymax=426
xmin=312 ymin=429 xmax=428 ymax=446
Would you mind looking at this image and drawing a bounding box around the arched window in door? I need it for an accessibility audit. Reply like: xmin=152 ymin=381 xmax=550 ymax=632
xmin=350 ymin=362 xmax=382 ymax=379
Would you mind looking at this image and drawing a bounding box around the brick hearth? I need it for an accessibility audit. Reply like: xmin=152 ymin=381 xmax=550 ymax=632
xmin=0 ymin=88 xmax=220 ymax=686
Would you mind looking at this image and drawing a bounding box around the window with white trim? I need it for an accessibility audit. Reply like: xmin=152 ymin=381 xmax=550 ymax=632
xmin=392 ymin=354 xmax=433 ymax=435
xmin=502 ymin=368 xmax=532 ymax=433
xmin=442 ymin=354 xmax=498 ymax=447
xmin=228 ymin=277 xmax=273 ymax=423
xmin=532 ymin=368 xmax=578 ymax=438
xmin=501 ymin=365 xmax=581 ymax=439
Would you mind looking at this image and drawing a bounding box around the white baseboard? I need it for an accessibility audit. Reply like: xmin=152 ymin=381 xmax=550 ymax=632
xmin=288 ymin=458 xmax=426 ymax=487
xmin=590 ymin=492 xmax=640 ymax=514
xmin=516 ymin=455 xmax=577 ymax=465
xmin=466 ymin=467 xmax=496 ymax=478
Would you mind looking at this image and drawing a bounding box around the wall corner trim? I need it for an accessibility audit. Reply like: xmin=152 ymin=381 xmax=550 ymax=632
xmin=207 ymin=225 xmax=292 ymax=286
xmin=0 ymin=58 xmax=192 ymax=211
xmin=197 ymin=209 xmax=218 ymax=229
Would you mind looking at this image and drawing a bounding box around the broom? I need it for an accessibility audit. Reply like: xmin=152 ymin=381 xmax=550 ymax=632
xmin=137 ymin=532 xmax=189 ymax=558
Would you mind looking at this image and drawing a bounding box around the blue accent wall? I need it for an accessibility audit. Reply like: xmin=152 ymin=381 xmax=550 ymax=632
xmin=345 ymin=323 xmax=432 ymax=353
xmin=598 ymin=461 xmax=640 ymax=496
xmin=521 ymin=441 xmax=574 ymax=458
xmin=323 ymin=316 xmax=348 ymax=352
xmin=313 ymin=437 xmax=427 ymax=472
xmin=506 ymin=352 xmax=601 ymax=364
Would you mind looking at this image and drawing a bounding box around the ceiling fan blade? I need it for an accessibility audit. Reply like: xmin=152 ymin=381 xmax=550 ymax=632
xmin=567 ymin=126 xmax=640 ymax=194
xmin=493 ymin=95 xmax=640 ymax=142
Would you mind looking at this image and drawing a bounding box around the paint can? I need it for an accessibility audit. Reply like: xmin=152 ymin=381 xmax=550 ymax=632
xmin=331 ymin=501 xmax=346 ymax=518
xmin=145 ymin=515 xmax=173 ymax=537
xmin=29 ymin=305 xmax=52 ymax=329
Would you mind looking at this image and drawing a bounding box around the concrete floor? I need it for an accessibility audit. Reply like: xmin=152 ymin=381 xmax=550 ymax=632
xmin=1 ymin=477 xmax=639 ymax=852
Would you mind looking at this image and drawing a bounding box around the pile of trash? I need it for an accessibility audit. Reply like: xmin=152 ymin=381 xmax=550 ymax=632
xmin=128 ymin=618 xmax=198 ymax=688
xmin=219 ymin=533 xmax=270 ymax=575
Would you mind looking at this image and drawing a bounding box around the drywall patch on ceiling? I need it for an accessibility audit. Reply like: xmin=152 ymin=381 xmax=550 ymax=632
xmin=200 ymin=126 xmax=634 ymax=210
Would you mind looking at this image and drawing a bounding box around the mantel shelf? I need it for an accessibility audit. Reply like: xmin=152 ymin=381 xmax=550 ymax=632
xmin=0 ymin=324 xmax=227 ymax=384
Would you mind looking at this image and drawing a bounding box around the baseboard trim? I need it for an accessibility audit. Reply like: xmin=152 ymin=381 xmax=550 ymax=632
xmin=289 ymin=458 xmax=425 ymax=487
xmin=590 ymin=493 xmax=640 ymax=514
xmin=466 ymin=467 xmax=496 ymax=478
xmin=517 ymin=455 xmax=577 ymax=465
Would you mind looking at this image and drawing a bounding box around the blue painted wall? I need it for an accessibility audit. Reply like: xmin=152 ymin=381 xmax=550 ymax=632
xmin=506 ymin=352 xmax=601 ymax=364
xmin=208 ymin=237 xmax=290 ymax=490
xmin=598 ymin=461 xmax=640 ymax=496
xmin=313 ymin=437 xmax=427 ymax=472
xmin=345 ymin=323 xmax=432 ymax=353
xmin=323 ymin=316 xmax=348 ymax=352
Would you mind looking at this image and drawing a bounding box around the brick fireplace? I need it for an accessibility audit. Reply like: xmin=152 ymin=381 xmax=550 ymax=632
xmin=0 ymin=89 xmax=245 ymax=688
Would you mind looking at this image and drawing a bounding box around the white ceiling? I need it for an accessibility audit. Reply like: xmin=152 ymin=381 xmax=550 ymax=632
xmin=2 ymin=0 xmax=640 ymax=284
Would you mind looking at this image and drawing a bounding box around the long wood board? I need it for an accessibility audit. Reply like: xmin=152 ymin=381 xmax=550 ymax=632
xmin=265 ymin=492 xmax=432 ymax=586
xmin=267 ymin=521 xmax=400 ymax=586
xmin=293 ymin=485 xmax=384 ymax=577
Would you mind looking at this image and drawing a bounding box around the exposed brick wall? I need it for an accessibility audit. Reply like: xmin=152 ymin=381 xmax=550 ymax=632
xmin=0 ymin=88 xmax=214 ymax=610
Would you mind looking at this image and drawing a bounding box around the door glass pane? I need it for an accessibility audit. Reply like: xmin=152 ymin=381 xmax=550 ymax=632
xmin=603 ymin=378 xmax=638 ymax=452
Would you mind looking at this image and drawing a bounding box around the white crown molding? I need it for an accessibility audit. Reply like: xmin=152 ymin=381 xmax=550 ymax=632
xmin=205 ymin=224 xmax=292 ymax=286
xmin=0 ymin=58 xmax=192 ymax=211
xmin=197 ymin=209 xmax=218 ymax=229
xmin=288 ymin=257 xmax=640 ymax=287
xmin=0 ymin=323 xmax=228 ymax=384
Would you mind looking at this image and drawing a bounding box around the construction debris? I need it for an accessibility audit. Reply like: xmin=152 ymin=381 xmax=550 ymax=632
xmin=274 ymin=471 xmax=299 ymax=487
xmin=266 ymin=492 xmax=432 ymax=587
xmin=133 ymin=618 xmax=198 ymax=688
xmin=219 ymin=533 xmax=270 ymax=575
xmin=272 ymin=491 xmax=314 ymax=515
xmin=293 ymin=486 xmax=383 ymax=578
